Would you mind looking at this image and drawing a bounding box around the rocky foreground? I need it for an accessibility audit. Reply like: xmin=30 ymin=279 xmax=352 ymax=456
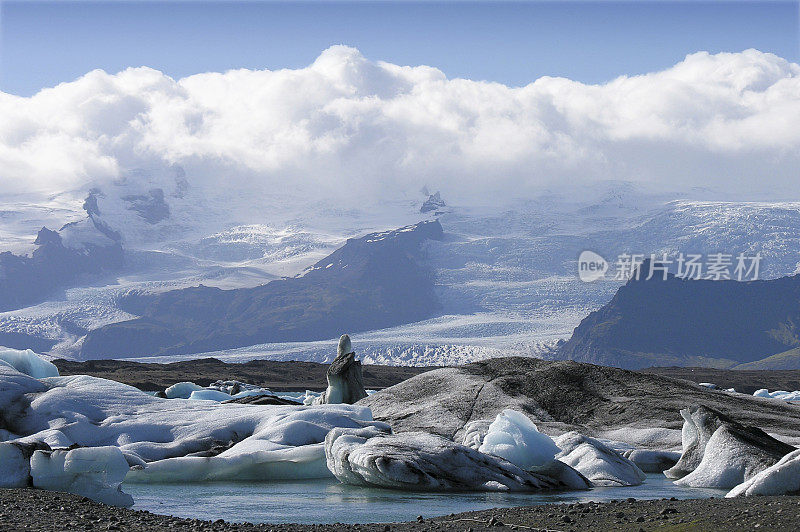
xmin=3 ymin=487 xmax=800 ymax=531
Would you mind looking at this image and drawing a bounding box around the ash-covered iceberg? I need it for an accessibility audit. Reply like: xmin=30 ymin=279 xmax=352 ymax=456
xmin=315 ymin=334 xmax=368 ymax=405
xmin=621 ymin=449 xmax=681 ymax=473
xmin=324 ymin=425 xmax=590 ymax=492
xmin=726 ymin=448 xmax=800 ymax=497
xmin=665 ymin=405 xmax=795 ymax=489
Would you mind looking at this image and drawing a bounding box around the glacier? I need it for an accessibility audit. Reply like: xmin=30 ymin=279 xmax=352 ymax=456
xmin=9 ymin=185 xmax=800 ymax=368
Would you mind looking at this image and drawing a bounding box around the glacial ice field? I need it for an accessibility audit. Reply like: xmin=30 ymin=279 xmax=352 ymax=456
xmin=4 ymin=183 xmax=800 ymax=365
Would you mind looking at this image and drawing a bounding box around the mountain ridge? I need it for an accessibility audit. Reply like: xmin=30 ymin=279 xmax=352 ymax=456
xmin=80 ymin=220 xmax=444 ymax=359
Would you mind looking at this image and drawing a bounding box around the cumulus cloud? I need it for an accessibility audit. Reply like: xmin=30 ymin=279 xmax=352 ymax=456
xmin=1 ymin=46 xmax=798 ymax=207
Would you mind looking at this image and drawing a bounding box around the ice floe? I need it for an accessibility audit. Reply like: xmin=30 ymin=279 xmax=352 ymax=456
xmin=555 ymin=432 xmax=646 ymax=487
xmin=164 ymin=381 xmax=203 ymax=399
xmin=325 ymin=425 xmax=590 ymax=492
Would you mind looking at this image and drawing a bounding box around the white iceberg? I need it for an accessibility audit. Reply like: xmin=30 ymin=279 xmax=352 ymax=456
xmin=478 ymin=410 xmax=561 ymax=470
xmin=164 ymin=381 xmax=204 ymax=399
xmin=0 ymin=363 xmax=383 ymax=496
xmin=188 ymin=388 xmax=233 ymax=401
xmin=0 ymin=348 xmax=58 ymax=379
xmin=31 ymin=446 xmax=133 ymax=507
xmin=753 ymin=388 xmax=800 ymax=401
xmin=555 ymin=432 xmax=646 ymax=486
xmin=726 ymin=448 xmax=800 ymax=497
xmin=325 ymin=425 xmax=590 ymax=492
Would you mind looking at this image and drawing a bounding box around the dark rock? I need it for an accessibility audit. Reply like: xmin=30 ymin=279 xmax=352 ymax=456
xmin=0 ymin=226 xmax=123 ymax=313
xmin=556 ymin=261 xmax=800 ymax=369
xmin=420 ymin=192 xmax=446 ymax=214
xmin=122 ymin=188 xmax=170 ymax=224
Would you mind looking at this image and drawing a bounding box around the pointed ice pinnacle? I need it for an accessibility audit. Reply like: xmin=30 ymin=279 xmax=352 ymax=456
xmin=338 ymin=334 xmax=353 ymax=357
xmin=317 ymin=334 xmax=367 ymax=405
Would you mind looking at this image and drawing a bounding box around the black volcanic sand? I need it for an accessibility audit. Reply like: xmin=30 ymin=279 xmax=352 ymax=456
xmin=642 ymin=366 xmax=800 ymax=395
xmin=4 ymin=488 xmax=800 ymax=531
xmin=55 ymin=358 xmax=800 ymax=395
xmin=54 ymin=358 xmax=436 ymax=392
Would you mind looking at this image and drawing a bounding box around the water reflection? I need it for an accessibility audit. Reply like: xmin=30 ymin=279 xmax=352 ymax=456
xmin=124 ymin=474 xmax=727 ymax=524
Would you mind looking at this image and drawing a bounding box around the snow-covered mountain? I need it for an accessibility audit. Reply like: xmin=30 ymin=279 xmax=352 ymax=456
xmin=2 ymin=173 xmax=800 ymax=366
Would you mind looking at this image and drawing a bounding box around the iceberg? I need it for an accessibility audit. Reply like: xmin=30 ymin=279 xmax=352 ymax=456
xmin=0 ymin=443 xmax=30 ymax=488
xmin=188 ymin=388 xmax=233 ymax=401
xmin=477 ymin=409 xmax=561 ymax=470
xmin=325 ymin=425 xmax=590 ymax=492
xmin=726 ymin=448 xmax=800 ymax=497
xmin=0 ymin=347 xmax=58 ymax=379
xmin=30 ymin=446 xmax=133 ymax=507
xmin=0 ymin=363 xmax=384 ymax=500
xmin=164 ymin=381 xmax=204 ymax=399
xmin=665 ymin=405 xmax=794 ymax=489
xmin=753 ymin=388 xmax=800 ymax=401
xmin=555 ymin=432 xmax=646 ymax=487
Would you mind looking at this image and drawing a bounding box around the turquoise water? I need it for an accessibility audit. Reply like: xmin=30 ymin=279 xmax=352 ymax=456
xmin=124 ymin=475 xmax=726 ymax=524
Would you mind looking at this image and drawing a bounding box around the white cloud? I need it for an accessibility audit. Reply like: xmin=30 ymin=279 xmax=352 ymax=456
xmin=1 ymin=46 xmax=798 ymax=206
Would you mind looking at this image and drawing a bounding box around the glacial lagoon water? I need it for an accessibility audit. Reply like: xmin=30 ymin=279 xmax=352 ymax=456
xmin=124 ymin=474 xmax=727 ymax=524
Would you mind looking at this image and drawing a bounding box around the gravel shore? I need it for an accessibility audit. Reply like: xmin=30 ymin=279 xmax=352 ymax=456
xmin=3 ymin=488 xmax=799 ymax=531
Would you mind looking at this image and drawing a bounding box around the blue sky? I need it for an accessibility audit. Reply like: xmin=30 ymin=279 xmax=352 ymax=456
xmin=1 ymin=1 xmax=798 ymax=96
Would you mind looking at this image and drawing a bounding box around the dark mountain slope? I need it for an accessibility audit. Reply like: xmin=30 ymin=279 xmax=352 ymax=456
xmin=80 ymin=220 xmax=444 ymax=358
xmin=555 ymin=266 xmax=800 ymax=369
xmin=0 ymin=226 xmax=123 ymax=312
